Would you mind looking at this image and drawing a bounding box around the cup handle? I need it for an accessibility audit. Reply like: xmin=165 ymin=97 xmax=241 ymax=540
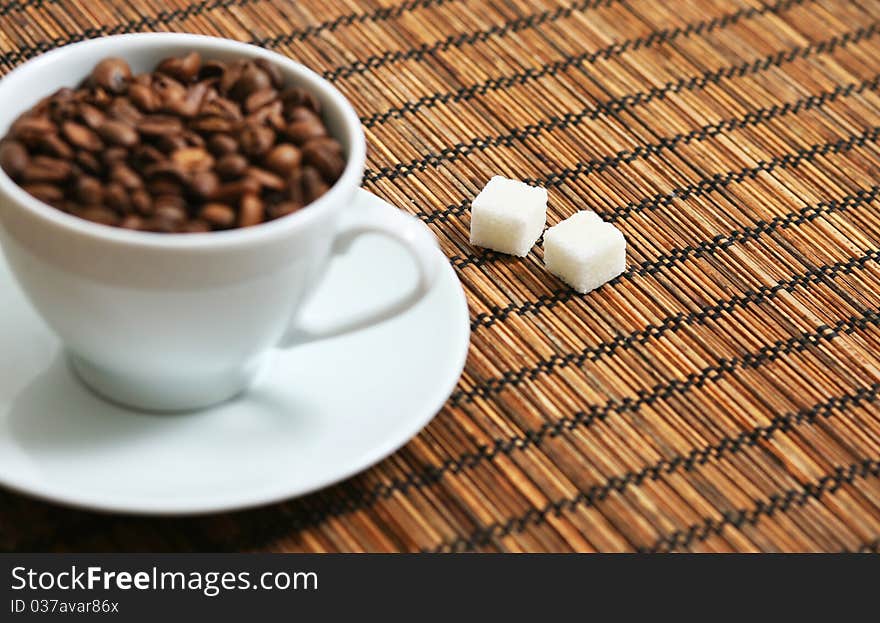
xmin=278 ymin=199 xmax=440 ymax=347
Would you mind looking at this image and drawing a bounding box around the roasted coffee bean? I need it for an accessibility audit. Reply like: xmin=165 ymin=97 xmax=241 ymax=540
xmin=172 ymin=147 xmax=214 ymax=172
xmin=183 ymin=219 xmax=211 ymax=233
xmin=189 ymin=170 xmax=220 ymax=198
xmin=238 ymin=123 xmax=274 ymax=156
xmin=207 ymin=133 xmax=238 ymax=156
xmin=77 ymin=103 xmax=107 ymax=129
xmin=129 ymin=83 xmax=161 ymax=112
xmin=97 ymin=119 xmax=139 ymax=147
xmin=254 ymin=58 xmax=282 ymax=88
xmin=216 ymin=153 xmax=249 ymax=179
xmin=22 ymin=183 xmax=63 ymax=203
xmin=189 ymin=115 xmax=236 ymax=133
xmin=22 ymin=156 xmax=73 ymax=183
xmin=110 ymin=162 xmax=143 ymax=190
xmin=0 ymin=140 xmax=28 ymax=178
xmin=281 ymin=87 xmax=321 ymax=116
xmin=76 ymin=206 xmax=119 ymax=226
xmin=107 ymin=97 xmax=143 ymax=124
xmin=157 ymin=52 xmax=202 ymax=83
xmin=120 ymin=214 xmax=146 ymax=230
xmin=2 ymin=54 xmax=344 ymax=232
xmin=62 ymin=121 xmax=103 ymax=151
xmin=246 ymin=166 xmax=285 ymax=191
xmin=268 ymin=201 xmax=301 ymax=219
xmin=104 ymin=182 xmax=131 ymax=212
xmin=136 ymin=115 xmax=184 ymax=137
xmin=213 ymin=177 xmax=260 ymax=202
xmin=239 ymin=193 xmax=264 ymax=227
xmin=200 ymin=203 xmax=236 ymax=228
xmin=101 ymin=147 xmax=128 ymax=167
xmin=230 ymin=63 xmax=272 ymax=101
xmin=75 ymin=150 xmax=102 ymax=175
xmin=130 ymin=190 xmax=153 ymax=216
xmin=244 ymin=88 xmax=277 ymax=113
xmin=263 ymin=143 xmax=301 ymax=176
xmin=302 ymin=139 xmax=345 ymax=182
xmin=283 ymin=115 xmax=325 ymax=145
xmin=301 ymin=166 xmax=329 ymax=203
xmin=90 ymin=58 xmax=132 ymax=94
xmin=37 ymin=134 xmax=74 ymax=159
xmin=75 ymin=176 xmax=104 ymax=204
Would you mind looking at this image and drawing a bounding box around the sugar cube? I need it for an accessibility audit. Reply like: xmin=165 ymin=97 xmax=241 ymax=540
xmin=543 ymin=211 xmax=626 ymax=293
xmin=469 ymin=176 xmax=547 ymax=256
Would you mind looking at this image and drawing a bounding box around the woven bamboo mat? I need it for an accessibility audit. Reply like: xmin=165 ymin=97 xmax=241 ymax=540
xmin=2 ymin=0 xmax=880 ymax=553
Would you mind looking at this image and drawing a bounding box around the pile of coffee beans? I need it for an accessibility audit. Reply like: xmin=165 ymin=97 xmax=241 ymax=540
xmin=0 ymin=53 xmax=346 ymax=232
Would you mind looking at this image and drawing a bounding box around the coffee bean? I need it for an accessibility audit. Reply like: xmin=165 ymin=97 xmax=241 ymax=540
xmin=281 ymin=87 xmax=321 ymax=116
xmin=21 ymin=156 xmax=73 ymax=183
xmin=75 ymin=150 xmax=102 ymax=175
xmin=263 ymin=143 xmax=301 ymax=176
xmin=110 ymin=162 xmax=143 ymax=190
xmin=37 ymin=133 xmax=74 ymax=159
xmin=172 ymin=147 xmax=214 ymax=172
xmin=75 ymin=176 xmax=104 ymax=204
xmin=131 ymin=190 xmax=153 ymax=216
xmin=231 ymin=63 xmax=272 ymax=101
xmin=101 ymin=147 xmax=128 ymax=167
xmin=129 ymin=84 xmax=161 ymax=112
xmin=107 ymin=98 xmax=143 ymax=124
xmin=104 ymin=182 xmax=131 ymax=212
xmin=157 ymin=52 xmax=202 ymax=83
xmin=284 ymin=116 xmax=325 ymax=145
xmin=90 ymin=58 xmax=132 ymax=94
xmin=136 ymin=115 xmax=184 ymax=137
xmin=268 ymin=201 xmax=301 ymax=219
xmin=76 ymin=206 xmax=119 ymax=226
xmin=213 ymin=177 xmax=260 ymax=202
xmin=244 ymin=88 xmax=278 ymax=113
xmin=189 ymin=115 xmax=236 ymax=134
xmin=255 ymin=58 xmax=283 ymax=88
xmin=302 ymin=139 xmax=346 ymax=182
xmin=0 ymin=140 xmax=28 ymax=178
xmin=62 ymin=121 xmax=103 ymax=151
xmin=97 ymin=119 xmax=139 ymax=147
xmin=183 ymin=219 xmax=211 ymax=233
xmin=246 ymin=166 xmax=285 ymax=191
xmin=207 ymin=133 xmax=238 ymax=156
xmin=239 ymin=193 xmax=264 ymax=227
xmin=120 ymin=214 xmax=146 ymax=230
xmin=201 ymin=203 xmax=236 ymax=228
xmin=301 ymin=166 xmax=329 ymax=203
xmin=3 ymin=54 xmax=344 ymax=232
xmin=22 ymin=183 xmax=63 ymax=204
xmin=189 ymin=170 xmax=220 ymax=198
xmin=238 ymin=123 xmax=274 ymax=156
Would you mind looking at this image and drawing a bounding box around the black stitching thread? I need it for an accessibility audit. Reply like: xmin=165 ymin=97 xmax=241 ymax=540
xmin=642 ymin=458 xmax=880 ymax=553
xmin=461 ymin=246 xmax=880 ymax=407
xmin=0 ymin=0 xmax=453 ymax=66
xmin=363 ymin=33 xmax=880 ymax=183
xmin=452 ymin=188 xmax=880 ymax=403
xmin=850 ymin=537 xmax=880 ymax=553
xmin=463 ymin=127 xmax=880 ymax=328
xmin=319 ymin=0 xmax=618 ymax=81
xmin=359 ymin=0 xmax=812 ymax=127
xmin=432 ymin=452 xmax=880 ymax=552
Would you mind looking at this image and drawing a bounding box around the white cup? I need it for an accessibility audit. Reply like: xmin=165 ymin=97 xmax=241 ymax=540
xmin=0 ymin=33 xmax=441 ymax=411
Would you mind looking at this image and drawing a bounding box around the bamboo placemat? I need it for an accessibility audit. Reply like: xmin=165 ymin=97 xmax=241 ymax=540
xmin=2 ymin=0 xmax=880 ymax=553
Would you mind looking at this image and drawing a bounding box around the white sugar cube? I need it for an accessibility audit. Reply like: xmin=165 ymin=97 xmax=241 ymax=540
xmin=543 ymin=211 xmax=626 ymax=293
xmin=469 ymin=176 xmax=547 ymax=256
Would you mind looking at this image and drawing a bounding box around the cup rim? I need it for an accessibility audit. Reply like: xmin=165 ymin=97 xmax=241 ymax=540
xmin=0 ymin=33 xmax=367 ymax=250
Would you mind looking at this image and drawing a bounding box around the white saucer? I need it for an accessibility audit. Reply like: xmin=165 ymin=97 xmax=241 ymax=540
xmin=0 ymin=190 xmax=470 ymax=515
